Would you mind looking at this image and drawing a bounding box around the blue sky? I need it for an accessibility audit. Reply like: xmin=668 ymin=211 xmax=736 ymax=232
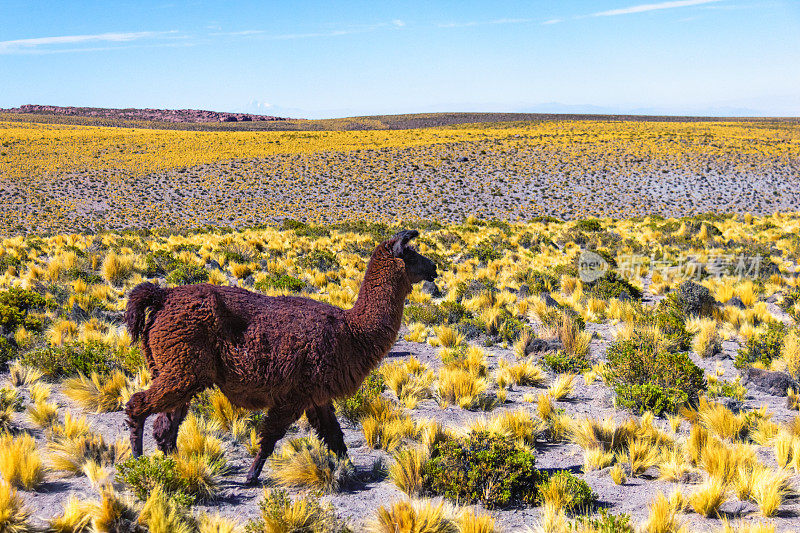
xmin=0 ymin=1 xmax=798 ymax=117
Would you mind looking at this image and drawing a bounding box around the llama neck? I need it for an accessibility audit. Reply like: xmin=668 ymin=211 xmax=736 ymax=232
xmin=345 ymin=254 xmax=410 ymax=364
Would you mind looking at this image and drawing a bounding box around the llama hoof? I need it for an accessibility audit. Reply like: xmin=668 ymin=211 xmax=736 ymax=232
xmin=244 ymin=475 xmax=260 ymax=486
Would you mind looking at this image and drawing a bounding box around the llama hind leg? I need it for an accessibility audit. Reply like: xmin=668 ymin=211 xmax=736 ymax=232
xmin=306 ymin=402 xmax=347 ymax=458
xmin=153 ymin=402 xmax=190 ymax=453
xmin=125 ymin=374 xmax=200 ymax=457
xmin=245 ymin=405 xmax=303 ymax=485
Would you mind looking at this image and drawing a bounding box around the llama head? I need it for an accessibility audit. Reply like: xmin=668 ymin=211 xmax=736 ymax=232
xmin=386 ymin=230 xmax=438 ymax=284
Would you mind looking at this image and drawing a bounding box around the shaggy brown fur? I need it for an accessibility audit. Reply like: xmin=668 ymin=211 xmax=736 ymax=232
xmin=124 ymin=230 xmax=436 ymax=483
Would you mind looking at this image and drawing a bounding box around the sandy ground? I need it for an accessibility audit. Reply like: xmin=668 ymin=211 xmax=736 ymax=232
xmin=9 ymin=310 xmax=800 ymax=532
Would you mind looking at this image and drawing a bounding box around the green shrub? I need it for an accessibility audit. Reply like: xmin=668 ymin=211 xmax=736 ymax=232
xmin=639 ymin=298 xmax=691 ymax=350
xmin=575 ymin=219 xmax=603 ymax=232
xmin=281 ymin=219 xmax=331 ymax=238
xmin=469 ymin=241 xmax=502 ymax=263
xmin=537 ymin=470 xmax=596 ymax=512
xmin=20 ymin=341 xmax=137 ymax=378
xmin=115 ymin=455 xmax=195 ymax=506
xmin=255 ymin=274 xmax=305 ymax=293
xmin=735 ymin=321 xmax=787 ymax=368
xmin=299 ymin=250 xmax=339 ymax=272
xmin=587 ymin=271 xmax=641 ymax=300
xmin=497 ymin=316 xmax=529 ymax=344
xmin=570 ymin=509 xmax=634 ymax=533
xmin=335 ymin=371 xmax=385 ymax=425
xmin=543 ymin=350 xmax=591 ymax=373
xmin=421 ymin=432 xmax=541 ymax=509
xmin=606 ymin=330 xmax=705 ymax=415
xmin=515 ymin=269 xmax=560 ymax=294
xmin=0 ymin=337 xmax=17 ymax=368
xmin=405 ymin=301 xmax=470 ymax=326
xmin=0 ymin=287 xmax=47 ymax=332
xmin=166 ymin=264 xmax=209 ymax=285
xmin=615 ymin=382 xmax=689 ymax=416
xmin=143 ymin=250 xmax=181 ymax=277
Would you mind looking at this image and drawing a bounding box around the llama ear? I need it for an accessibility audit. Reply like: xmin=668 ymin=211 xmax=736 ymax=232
xmin=388 ymin=230 xmax=419 ymax=257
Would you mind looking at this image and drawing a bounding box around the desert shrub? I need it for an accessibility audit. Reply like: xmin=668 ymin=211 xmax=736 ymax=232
xmin=779 ymin=289 xmax=800 ymax=320
xmin=469 ymin=241 xmax=503 ymax=264
xmin=282 ymin=218 xmax=331 ymax=238
xmin=405 ymin=301 xmax=470 ymax=327
xmin=537 ymin=470 xmax=596 ymax=512
xmin=143 ymin=250 xmax=181 ymax=277
xmin=0 ymin=337 xmax=17 ymax=368
xmin=515 ymin=268 xmax=560 ymax=294
xmin=639 ymin=298 xmax=691 ymax=350
xmin=543 ymin=351 xmax=590 ymax=373
xmin=166 ymin=263 xmax=209 ymax=285
xmin=606 ymin=330 xmax=705 ymax=415
xmin=587 ymin=271 xmax=641 ymax=300
xmin=455 ymin=279 xmax=498 ymax=301
xmin=334 ymin=371 xmax=385 ymax=424
xmin=299 ymin=249 xmax=339 ymax=272
xmin=456 ymin=317 xmax=487 ymax=341
xmin=254 ymin=273 xmax=305 ymax=293
xmin=736 ymin=321 xmax=787 ymax=368
xmin=575 ymin=219 xmax=603 ymax=232
xmin=496 ymin=315 xmax=529 ymax=344
xmin=0 ymin=287 xmax=47 ymax=332
xmin=115 ymin=454 xmax=195 ymax=506
xmin=421 ymin=432 xmax=541 ymax=509
xmin=21 ymin=341 xmax=115 ymax=378
xmin=571 ymin=509 xmax=634 ymax=533
xmin=673 ymin=281 xmax=717 ymax=318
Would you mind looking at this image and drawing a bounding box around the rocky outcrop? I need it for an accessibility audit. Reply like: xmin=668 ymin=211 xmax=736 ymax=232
xmin=2 ymin=104 xmax=289 ymax=123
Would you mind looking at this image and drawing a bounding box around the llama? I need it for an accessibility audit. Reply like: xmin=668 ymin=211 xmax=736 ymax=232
xmin=124 ymin=230 xmax=437 ymax=484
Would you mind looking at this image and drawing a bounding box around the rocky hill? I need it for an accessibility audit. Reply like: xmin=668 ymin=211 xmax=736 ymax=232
xmin=1 ymin=104 xmax=290 ymax=123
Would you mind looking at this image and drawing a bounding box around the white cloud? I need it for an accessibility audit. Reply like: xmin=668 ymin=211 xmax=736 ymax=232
xmin=0 ymin=31 xmax=178 ymax=54
xmin=542 ymin=18 xmax=563 ymax=25
xmin=438 ymin=18 xmax=532 ymax=28
xmin=592 ymin=0 xmax=723 ymax=17
xmin=392 ymin=19 xmax=406 ymax=27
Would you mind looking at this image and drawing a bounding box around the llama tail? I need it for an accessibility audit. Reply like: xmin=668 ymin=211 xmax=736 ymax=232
xmin=125 ymin=282 xmax=167 ymax=344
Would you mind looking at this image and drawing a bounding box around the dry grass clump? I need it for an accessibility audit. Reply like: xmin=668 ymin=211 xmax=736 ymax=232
xmin=64 ymin=371 xmax=129 ymax=412
xmin=609 ymin=463 xmax=626 ymax=485
xmin=269 ymin=436 xmax=355 ymax=494
xmin=382 ymin=357 xmax=435 ymax=409
xmin=367 ymin=499 xmax=457 ymax=533
xmin=89 ymin=487 xmax=139 ymax=533
xmin=48 ymin=429 xmax=130 ymax=477
xmin=496 ymin=357 xmax=546 ymax=389
xmin=362 ymin=399 xmax=419 ymax=451
xmin=689 ymin=478 xmax=726 ymax=517
xmin=548 ymin=374 xmax=575 ymax=401
xmin=101 ymin=251 xmax=135 ymax=286
xmin=692 ymin=398 xmax=750 ymax=441
xmin=48 ymin=494 xmax=93 ymax=532
xmin=0 ymin=481 xmax=32 ymax=532
xmin=466 ymin=408 xmax=544 ymax=449
xmin=642 ymin=491 xmax=682 ymax=533
xmin=437 ymin=367 xmax=492 ymax=410
xmin=0 ymin=432 xmax=46 ymax=490
xmin=752 ymin=468 xmax=792 ymax=517
xmin=389 ymin=447 xmax=428 ymax=496
xmin=693 ymin=319 xmax=721 ymax=358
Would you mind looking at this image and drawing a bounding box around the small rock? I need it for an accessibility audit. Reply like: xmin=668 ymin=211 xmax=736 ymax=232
xmin=206 ymin=259 xmax=222 ymax=270
xmin=618 ymin=290 xmax=631 ymax=302
xmin=741 ymin=366 xmax=796 ymax=397
xmin=725 ymin=296 xmax=746 ymax=309
xmin=93 ymin=309 xmax=124 ymax=325
xmin=456 ymin=156 xmax=469 ymax=162
xmin=765 ymin=294 xmax=779 ymax=304
xmin=422 ymin=281 xmax=442 ymax=297
xmin=70 ymin=303 xmax=90 ymax=322
xmin=541 ymin=292 xmax=561 ymax=309
xmin=525 ymin=338 xmax=553 ymax=355
xmin=516 ymin=283 xmax=530 ymax=298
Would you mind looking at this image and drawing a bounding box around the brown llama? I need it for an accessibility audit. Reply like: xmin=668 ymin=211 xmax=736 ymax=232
xmin=123 ymin=230 xmax=437 ymax=484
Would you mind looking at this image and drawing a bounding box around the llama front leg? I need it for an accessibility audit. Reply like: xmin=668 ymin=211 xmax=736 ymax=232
xmin=153 ymin=403 xmax=190 ymax=453
xmin=306 ymin=402 xmax=347 ymax=458
xmin=245 ymin=405 xmax=302 ymax=485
